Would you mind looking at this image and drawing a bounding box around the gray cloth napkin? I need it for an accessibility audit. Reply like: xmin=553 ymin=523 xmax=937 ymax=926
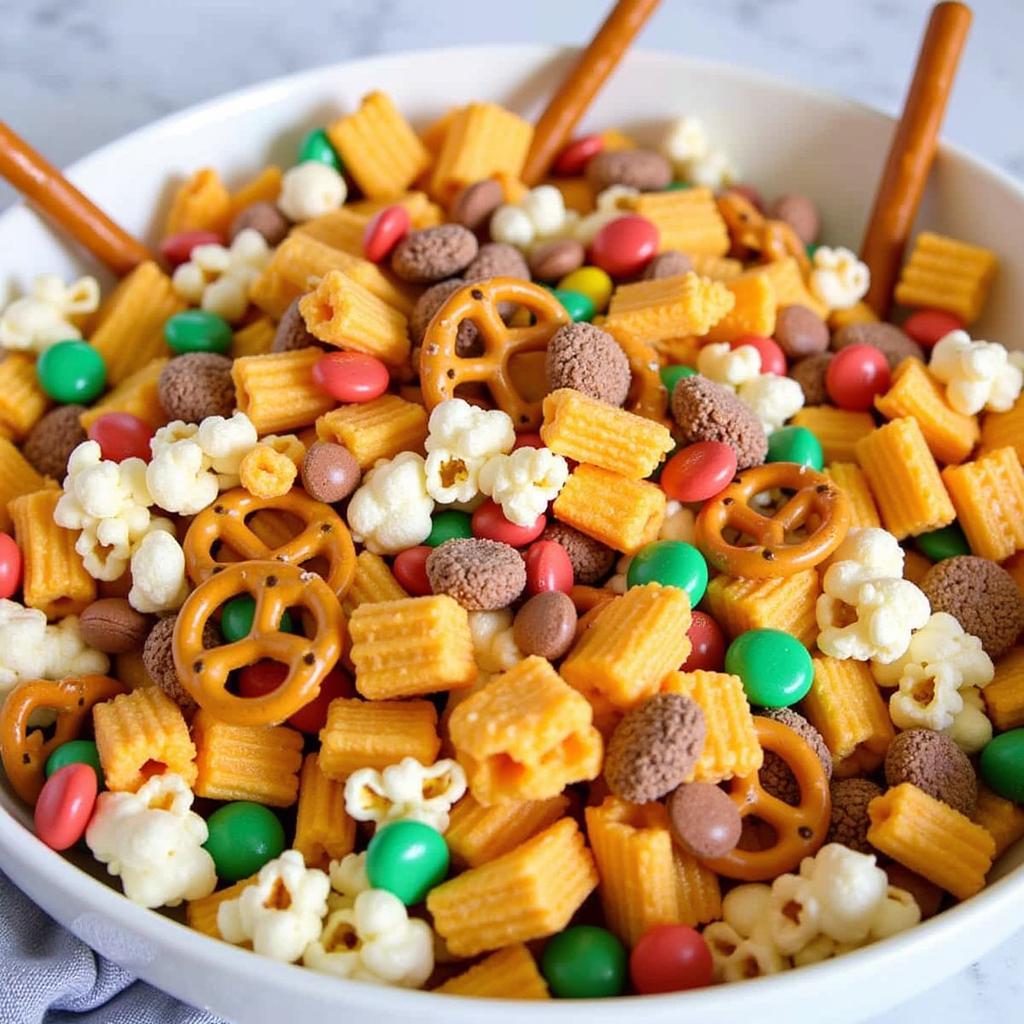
xmin=0 ymin=870 xmax=226 ymax=1024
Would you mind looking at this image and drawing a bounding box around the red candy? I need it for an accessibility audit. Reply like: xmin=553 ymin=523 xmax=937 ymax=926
xmin=87 ymin=412 xmax=154 ymax=463
xmin=660 ymin=442 xmax=737 ymax=503
xmin=287 ymin=667 xmax=355 ymax=733
xmin=159 ymin=230 xmax=224 ymax=268
xmin=629 ymin=924 xmax=714 ymax=994
xmin=826 ymin=343 xmax=891 ymax=411
xmin=588 ymin=215 xmax=659 ymax=278
xmin=903 ymin=308 xmax=964 ymax=350
xmin=34 ymin=763 xmax=98 ymax=851
xmin=471 ymin=500 xmax=546 ymax=547
xmin=0 ymin=532 xmax=22 ymax=600
xmin=237 ymin=660 xmax=288 ymax=700
xmin=732 ymin=333 xmax=786 ymax=376
xmin=524 ymin=540 xmax=573 ymax=595
xmin=362 ymin=204 xmax=411 ymax=263
xmin=313 ymin=351 xmax=390 ymax=403
xmin=553 ymin=133 xmax=605 ymax=176
xmin=681 ymin=610 xmax=725 ymax=672
xmin=393 ymin=545 xmax=434 ymax=596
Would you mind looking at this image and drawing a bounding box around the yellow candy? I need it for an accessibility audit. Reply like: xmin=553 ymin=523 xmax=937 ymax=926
xmin=558 ymin=266 xmax=613 ymax=313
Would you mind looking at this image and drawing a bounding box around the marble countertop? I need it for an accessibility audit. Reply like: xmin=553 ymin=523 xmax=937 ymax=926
xmin=1 ymin=0 xmax=1021 ymax=1020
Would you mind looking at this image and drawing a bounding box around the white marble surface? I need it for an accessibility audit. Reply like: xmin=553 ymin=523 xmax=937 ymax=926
xmin=1 ymin=0 xmax=1021 ymax=1021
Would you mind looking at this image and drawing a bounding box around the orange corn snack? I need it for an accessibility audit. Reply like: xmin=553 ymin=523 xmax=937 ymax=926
xmin=983 ymin=647 xmax=1024 ymax=731
xmin=0 ymin=438 xmax=50 ymax=532
xmin=238 ymin=443 xmax=296 ymax=499
xmin=824 ymin=462 xmax=881 ymax=529
xmin=0 ymin=353 xmax=51 ymax=440
xmin=191 ymin=710 xmax=303 ymax=807
xmin=756 ymin=257 xmax=828 ymax=319
xmin=349 ymin=595 xmax=477 ymax=699
xmin=867 ymin=783 xmax=995 ymax=899
xmin=540 ymin=388 xmax=673 ymax=480
xmin=802 ymin=657 xmax=893 ymax=777
xmin=79 ymin=357 xmax=169 ymax=431
xmin=553 ymin=463 xmax=666 ymax=554
xmin=426 ymin=817 xmax=598 ymax=957
xmin=318 ymin=698 xmax=440 ymax=781
xmin=246 ymin=266 xmax=295 ymax=322
xmin=661 ymin=671 xmax=762 ymax=783
xmin=10 ymin=489 xmax=95 ymax=619
xmin=164 ymin=168 xmax=231 ymax=236
xmin=434 ymin=944 xmax=550 ymax=999
xmin=652 ymin=334 xmax=702 ymax=366
xmin=942 ymin=446 xmax=1024 ymax=561
xmin=561 ymin=584 xmax=692 ymax=710
xmin=113 ymin=650 xmax=155 ymax=691
xmin=702 ymin=272 xmax=777 ymax=343
xmin=225 ymin=165 xmax=282 ymax=222
xmin=232 ymin=348 xmax=335 ymax=434
xmin=293 ymin=753 xmax=356 ymax=869
xmin=543 ymin=176 xmax=596 ymax=215
xmin=341 ymin=550 xmax=408 ymax=618
xmin=973 ymin=785 xmax=1024 ymax=858
xmin=604 ymin=273 xmax=735 ymax=342
xmin=874 ymin=358 xmax=978 ymax=464
xmin=187 ymin=876 xmax=257 ymax=939
xmin=855 ymin=417 xmax=955 ymax=538
xmin=623 ymin=188 xmax=730 ymax=256
xmin=979 ymin=395 xmax=1024 ymax=464
xmin=445 ymin=793 xmax=570 ymax=868
xmin=705 ymin=570 xmax=820 ymax=648
xmin=315 ymin=394 xmax=428 ymax=469
xmin=449 ymin=656 xmax=602 ymax=804
xmin=231 ymin=317 xmax=277 ymax=359
xmin=346 ymin=190 xmax=443 ymax=229
xmin=790 ymin=407 xmax=875 ymax=464
xmin=327 ymin=91 xmax=430 ymax=199
xmin=295 ymin=207 xmax=369 ymax=256
xmin=687 ymin=253 xmax=744 ymax=280
xmin=894 ymin=231 xmax=997 ymax=324
xmin=94 ymin=687 xmax=197 ymax=792
xmin=829 ymin=301 xmax=878 ymax=330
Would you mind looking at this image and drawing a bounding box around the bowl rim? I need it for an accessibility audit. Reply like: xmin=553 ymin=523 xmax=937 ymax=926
xmin=1 ymin=42 xmax=1022 ymax=1017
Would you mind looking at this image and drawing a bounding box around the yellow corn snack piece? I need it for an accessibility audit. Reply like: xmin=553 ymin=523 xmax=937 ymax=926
xmin=983 ymin=647 xmax=1024 ymax=731
xmin=187 ymin=876 xmax=258 ymax=939
xmin=540 ymin=388 xmax=674 ymax=480
xmin=653 ymin=335 xmax=702 ymax=366
xmin=973 ymin=785 xmax=1024 ymax=858
xmin=238 ymin=443 xmax=296 ymax=499
xmin=295 ymin=207 xmax=368 ymax=256
xmin=790 ymin=407 xmax=875 ymax=464
xmin=623 ymin=188 xmax=730 ymax=256
xmin=232 ymin=348 xmax=335 ymax=434
xmin=705 ymin=570 xmax=820 ymax=648
xmin=293 ymin=753 xmax=356 ymax=869
xmin=445 ymin=793 xmax=570 ymax=868
xmin=79 ymin=357 xmax=169 ymax=431
xmin=94 ymin=687 xmax=197 ymax=793
xmin=191 ymin=710 xmax=303 ymax=807
xmin=553 ymin=463 xmax=666 ymax=554
xmin=350 ymin=595 xmax=477 ymax=699
xmin=341 ymin=550 xmax=408 ymax=618
xmin=426 ymin=817 xmax=598 ymax=957
xmin=225 ymin=165 xmax=282 ymax=223
xmin=942 ymin=446 xmax=1024 ymax=561
xmin=756 ymin=257 xmax=828 ymax=318
xmin=10 ymin=489 xmax=95 ymax=619
xmin=894 ymin=231 xmax=997 ymax=325
xmin=231 ymin=317 xmax=277 ymax=359
xmin=315 ymin=394 xmax=428 ymax=469
xmin=0 ymin=353 xmax=51 ymax=440
xmin=543 ymin=176 xmax=596 ymax=215
xmin=829 ymin=301 xmax=879 ymax=330
xmin=346 ymin=191 xmax=443 ymax=228
xmin=604 ymin=273 xmax=735 ymax=342
xmin=687 ymin=253 xmax=744 ymax=280
xmin=586 ymin=797 xmax=721 ymax=947
xmin=562 ymin=584 xmax=691 ymax=710
xmin=0 ymin=438 xmax=50 ymax=532
xmin=661 ymin=671 xmax=762 ymax=783
xmin=434 ymin=944 xmax=550 ymax=999
xmin=867 ymin=783 xmax=995 ymax=899
xmin=825 ymin=462 xmax=881 ymax=529
xmin=164 ymin=167 xmax=231 ymax=236
xmin=855 ymin=417 xmax=955 ymax=539
xmin=450 ymin=656 xmax=602 ymax=804
xmin=979 ymin=394 xmax=1024 ymax=464
xmin=247 ymin=266 xmax=295 ymax=322
xmin=702 ymin=272 xmax=777 ymax=343
xmin=318 ymin=698 xmax=440 ymax=781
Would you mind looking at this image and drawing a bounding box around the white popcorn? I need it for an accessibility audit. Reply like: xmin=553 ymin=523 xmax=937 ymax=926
xmin=347 ymin=452 xmax=434 ymax=554
xmin=128 ymin=528 xmax=188 ymax=613
xmin=928 ymin=330 xmax=1024 ymax=415
xmin=659 ymin=501 xmax=696 ymax=543
xmin=809 ymin=246 xmax=870 ymax=310
xmin=826 ymin=527 xmax=906 ymax=582
xmin=44 ymin=614 xmax=112 ymax=681
xmin=737 ymin=373 xmax=805 ymax=434
xmin=85 ymin=774 xmax=216 ymax=909
xmin=146 ymin=439 xmax=220 ymax=516
xmin=697 ymin=342 xmax=762 ymax=390
xmin=467 ymin=609 xmax=522 ymax=674
xmin=171 ymin=229 xmax=271 ymax=324
xmin=685 ymin=148 xmax=738 ymax=190
xmin=196 ymin=411 xmax=259 ymax=480
xmin=218 ymin=850 xmax=330 ymax=962
xmin=721 ymin=937 xmax=786 ymax=982
xmin=477 ymin=446 xmax=569 ymax=527
xmin=870 ymin=886 xmax=922 ymax=940
xmin=303 ymin=889 xmax=434 ymax=988
xmin=202 ymin=274 xmax=250 ymax=322
xmin=945 ymin=685 xmax=994 ymax=754
xmin=489 ymin=204 xmax=535 ymax=249
xmin=767 ymin=874 xmax=820 ymax=955
xmin=595 ymin=185 xmax=639 ymax=214
xmin=278 ymin=162 xmax=347 ymax=222
xmin=0 ymin=274 xmax=99 ymax=353
xmin=573 ymin=208 xmax=624 ymax=247
xmin=797 ymin=843 xmax=890 ymax=946
xmin=423 ymin=398 xmax=515 ymax=504
xmin=660 ymin=116 xmax=710 ymax=171
xmin=722 ymin=883 xmax=774 ymax=940
xmin=328 ymin=852 xmax=370 ymax=911
xmin=344 ymin=757 xmax=467 ymax=834
xmin=521 ymin=185 xmax=569 ymax=237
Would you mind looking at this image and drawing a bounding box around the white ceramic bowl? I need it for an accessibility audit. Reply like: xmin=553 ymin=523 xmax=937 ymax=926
xmin=1 ymin=44 xmax=1022 ymax=1024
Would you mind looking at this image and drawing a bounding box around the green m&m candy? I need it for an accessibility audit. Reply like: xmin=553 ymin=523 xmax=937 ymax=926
xmin=980 ymin=729 xmax=1024 ymax=803
xmin=366 ymin=820 xmax=449 ymax=905
xmin=660 ymin=364 xmax=697 ymax=394
xmin=220 ymin=595 xmax=295 ymax=642
xmin=425 ymin=509 xmax=473 ymax=547
xmin=916 ymin=522 xmax=970 ymax=562
xmin=45 ymin=739 xmax=103 ymax=787
xmin=164 ymin=310 xmax=232 ymax=355
xmin=541 ymin=925 xmax=628 ymax=998
xmin=550 ymin=288 xmax=595 ymax=323
xmin=204 ymin=802 xmax=286 ymax=881
xmin=297 ymin=127 xmax=343 ymax=172
xmin=766 ymin=425 xmax=824 ymax=471
xmin=627 ymin=540 xmax=708 ymax=605
xmin=725 ymin=628 xmax=814 ymax=707
xmin=37 ymin=340 xmax=106 ymax=403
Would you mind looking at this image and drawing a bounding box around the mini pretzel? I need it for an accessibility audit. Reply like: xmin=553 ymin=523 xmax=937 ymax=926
xmin=717 ymin=191 xmax=811 ymax=277
xmin=695 ymin=462 xmax=850 ymax=578
xmin=0 ymin=675 xmax=126 ymax=805
xmin=612 ymin=328 xmax=669 ymax=423
xmin=183 ymin=488 xmax=356 ymax=600
xmin=701 ymin=716 xmax=831 ymax=881
xmin=173 ymin=560 xmax=345 ymax=727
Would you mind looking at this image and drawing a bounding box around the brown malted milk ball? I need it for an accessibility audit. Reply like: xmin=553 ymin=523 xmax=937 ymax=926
xmin=790 ymin=352 xmax=833 ymax=406
xmin=79 ymin=598 xmax=151 ymax=654
xmin=142 ymin=615 xmax=219 ymax=710
xmin=22 ymin=404 xmax=88 ymax=480
xmin=668 ymin=781 xmax=743 ymax=859
xmin=769 ymin=194 xmax=820 ymax=246
xmin=409 ymin=278 xmax=480 ymax=357
xmin=585 ymin=148 xmax=673 ymax=192
xmin=426 ymin=538 xmax=527 ymax=611
xmin=828 ymin=778 xmax=883 ymax=854
xmin=671 ymin=375 xmax=768 ymax=470
xmin=540 ymin=522 xmax=616 ymax=585
xmin=391 ymin=224 xmax=478 ymax=283
xmin=464 ymin=241 xmax=530 ymax=283
xmin=643 ymin=250 xmax=693 ymax=280
xmin=301 ymin=442 xmax=360 ymax=504
xmin=545 ymin=322 xmax=631 ymax=406
xmin=272 ymin=297 xmax=321 ymax=353
xmin=774 ymin=304 xmax=830 ymax=358
xmin=158 ymin=353 xmax=236 ymax=423
xmin=884 ymin=728 xmax=977 ymax=816
xmin=529 ymin=239 xmax=585 ymax=282
xmin=513 ymin=591 xmax=577 ymax=660
xmin=450 ymin=178 xmax=504 ymax=231
xmin=229 ymin=201 xmax=291 ymax=246
xmin=832 ymin=321 xmax=923 ymax=370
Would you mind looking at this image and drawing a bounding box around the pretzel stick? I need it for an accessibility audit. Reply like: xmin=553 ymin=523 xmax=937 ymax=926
xmin=859 ymin=2 xmax=972 ymax=317
xmin=0 ymin=120 xmax=153 ymax=275
xmin=521 ymin=0 xmax=661 ymax=185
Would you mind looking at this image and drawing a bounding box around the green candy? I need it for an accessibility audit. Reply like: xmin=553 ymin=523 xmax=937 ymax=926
xmin=45 ymin=739 xmax=103 ymax=787
xmin=767 ymin=426 xmax=824 ymax=470
xmin=164 ymin=310 xmax=233 ymax=355
xmin=541 ymin=925 xmax=627 ymax=998
xmin=297 ymin=128 xmax=343 ymax=172
xmin=980 ymin=730 xmax=1024 ymax=803
xmin=660 ymin=364 xmax=697 ymax=394
xmin=366 ymin=820 xmax=449 ymax=905
xmin=220 ymin=595 xmax=294 ymax=642
xmin=425 ymin=509 xmax=473 ymax=547
xmin=665 ymin=181 xmax=692 ymax=191
xmin=916 ymin=522 xmax=970 ymax=562
xmin=627 ymin=540 xmax=708 ymax=605
xmin=725 ymin=628 xmax=814 ymax=707
xmin=36 ymin=340 xmax=106 ymax=404
xmin=204 ymin=802 xmax=286 ymax=881
xmin=550 ymin=288 xmax=595 ymax=323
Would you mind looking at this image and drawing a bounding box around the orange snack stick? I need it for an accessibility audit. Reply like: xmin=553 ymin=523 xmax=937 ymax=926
xmin=293 ymin=752 xmax=356 ymax=869
xmin=186 ymin=876 xmax=258 ymax=939
xmin=972 ymin=785 xmax=1024 ymax=858
xmin=0 ymin=353 xmax=51 ymax=440
xmin=855 ymin=416 xmax=955 ymax=538
xmin=426 ymin=818 xmax=598 ymax=956
xmin=585 ymin=796 xmax=721 ymax=946
xmin=78 ymin=357 xmax=169 ymax=431
xmin=326 ymin=91 xmax=430 ymax=199
xmin=225 ymin=165 xmax=283 ymax=222
xmin=894 ymin=231 xmax=997 ymax=324
xmin=231 ymin=317 xmax=276 ymax=359
xmin=0 ymin=437 xmax=50 ymax=533
xmin=349 ymin=595 xmax=476 ymax=700
xmin=434 ymin=944 xmax=550 ymax=999
xmin=10 ymin=489 xmax=95 ymax=619
xmin=191 ymin=709 xmax=303 ymax=807
xmin=755 ymin=257 xmax=828 ymax=319
xmin=622 ymin=189 xmax=730 ymax=257
xmin=238 ymin=443 xmax=297 ymax=499
xmin=874 ymin=357 xmax=979 ymax=463
xmin=232 ymin=348 xmax=336 ymax=435
xmin=790 ymin=407 xmax=876 ymax=464
xmin=315 ymin=394 xmax=428 ymax=470
xmin=561 ymin=583 xmax=690 ymax=709
xmin=553 ymin=463 xmax=666 ymax=554
xmin=173 ymin=561 xmax=344 ymax=727
xmin=704 ymin=569 xmax=820 ymax=648
xmin=94 ymin=686 xmax=197 ymax=792
xmin=450 ymin=656 xmax=602 ymax=804
xmin=695 ymin=463 xmax=850 ymax=578
xmin=867 ymin=782 xmax=994 ymax=899
xmin=164 ymin=167 xmax=231 ymax=237
xmin=942 ymin=446 xmax=1024 ymax=561
xmin=445 ymin=793 xmax=570 ymax=868
xmin=702 ymin=272 xmax=777 ymax=343
xmin=982 ymin=646 xmax=1024 ymax=731
xmin=604 ymin=273 xmax=735 ymax=343
xmin=824 ymin=462 xmax=881 ymax=529
xmin=341 ymin=550 xmax=408 ymax=619
xmin=540 ymin=388 xmax=673 ymax=480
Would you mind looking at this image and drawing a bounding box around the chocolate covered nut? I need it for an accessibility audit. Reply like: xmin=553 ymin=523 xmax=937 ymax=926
xmin=774 ymin=304 xmax=829 ymax=358
xmin=426 ymin=538 xmax=527 ymax=611
xmin=769 ymin=194 xmax=820 ymax=246
xmin=465 ymin=241 xmax=530 ymax=283
xmin=529 ymin=239 xmax=586 ymax=281
xmin=272 ymin=297 xmax=322 ymax=353
xmin=545 ymin=322 xmax=631 ymax=406
xmin=541 ymin=522 xmax=616 ymax=585
xmin=790 ymin=352 xmax=833 ymax=406
xmin=884 ymin=728 xmax=977 ymax=816
xmin=671 ymin=375 xmax=767 ymax=470
xmin=22 ymin=404 xmax=87 ymax=480
xmin=158 ymin=352 xmax=236 ymax=422
xmin=391 ymin=224 xmax=478 ymax=283
xmin=668 ymin=781 xmax=743 ymax=859
xmin=229 ymin=201 xmax=290 ymax=246
xmin=300 ymin=442 xmax=360 ymax=503
xmin=79 ymin=598 xmax=151 ymax=654
xmin=828 ymin=777 xmax=883 ymax=854
xmin=513 ymin=591 xmax=577 ymax=660
xmin=831 ymin=321 xmax=923 ymax=370
xmin=643 ymin=250 xmax=693 ymax=280
xmin=451 ymin=178 xmax=504 ymax=231
xmin=585 ymin=148 xmax=672 ymax=192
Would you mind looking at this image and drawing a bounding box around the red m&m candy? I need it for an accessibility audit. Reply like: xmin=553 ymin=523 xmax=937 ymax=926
xmin=681 ymin=610 xmax=725 ymax=672
xmin=34 ymin=763 xmax=98 ymax=851
xmin=471 ymin=500 xmax=546 ymax=547
xmin=554 ymin=134 xmax=605 ymax=176
xmin=524 ymin=540 xmax=573 ymax=595
xmin=660 ymin=441 xmax=737 ymax=503
xmin=0 ymin=532 xmax=22 ymax=600
xmin=393 ymin=545 xmax=433 ymax=596
xmin=313 ymin=351 xmax=389 ymax=403
xmin=732 ymin=333 xmax=786 ymax=376
xmin=903 ymin=308 xmax=964 ymax=350
xmin=363 ymin=204 xmax=411 ymax=263
xmin=287 ymin=668 xmax=354 ymax=733
xmin=87 ymin=412 xmax=154 ymax=463
xmin=629 ymin=924 xmax=714 ymax=994
xmin=159 ymin=230 xmax=224 ymax=268
xmin=588 ymin=215 xmax=658 ymax=278
xmin=826 ymin=343 xmax=890 ymax=411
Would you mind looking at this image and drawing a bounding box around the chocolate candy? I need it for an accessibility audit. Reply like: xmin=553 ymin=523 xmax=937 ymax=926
xmin=204 ymin=801 xmax=286 ymax=882
xmin=450 ymin=178 xmax=504 ymax=231
xmin=34 ymin=763 xmax=98 ymax=851
xmin=36 ymin=340 xmax=106 ymax=404
xmin=87 ymin=412 xmax=153 ymax=463
xmin=79 ymin=598 xmax=150 ymax=654
xmin=524 ymin=539 xmax=574 ymax=595
xmin=229 ymin=201 xmax=290 ymax=246
xmin=541 ymin=925 xmax=627 ymax=998
xmin=164 ymin=309 xmax=233 ymax=355
xmin=668 ymin=782 xmax=742 ymax=859
xmin=0 ymin=532 xmax=22 ymax=601
xmin=312 ymin=351 xmax=389 ymax=403
xmin=725 ymin=628 xmax=814 ymax=707
xmin=659 ymin=441 xmax=737 ymax=503
xmin=366 ymin=819 xmax=449 ymax=905
xmin=362 ymin=204 xmax=411 ymax=263
xmin=300 ymin=442 xmax=360 ymax=504
xmin=588 ymin=214 xmax=658 ymax=278
xmin=529 ymin=239 xmax=586 ymax=281
xmin=513 ymin=591 xmax=577 ymax=660
xmin=774 ymin=304 xmax=829 ymax=358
